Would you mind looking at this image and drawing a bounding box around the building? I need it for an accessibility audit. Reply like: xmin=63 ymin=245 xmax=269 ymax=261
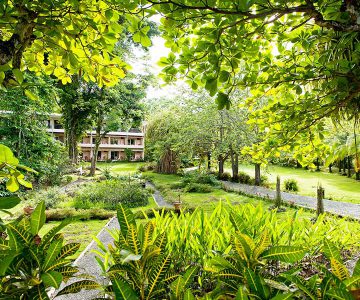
xmin=47 ymin=113 xmax=145 ymax=161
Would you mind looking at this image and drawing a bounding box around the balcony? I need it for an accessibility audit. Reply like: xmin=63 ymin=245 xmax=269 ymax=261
xmin=79 ymin=143 xmax=143 ymax=149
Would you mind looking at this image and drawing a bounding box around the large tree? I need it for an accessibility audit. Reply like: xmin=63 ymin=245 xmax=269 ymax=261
xmin=0 ymin=0 xmax=151 ymax=89
xmin=141 ymin=0 xmax=360 ymax=164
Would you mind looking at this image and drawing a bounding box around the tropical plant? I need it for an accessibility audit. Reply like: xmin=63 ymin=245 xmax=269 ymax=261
xmin=284 ymin=179 xmax=299 ymax=192
xmin=95 ymin=204 xmax=178 ymax=299
xmin=207 ymin=228 xmax=306 ymax=299
xmin=0 ymin=201 xmax=99 ymax=299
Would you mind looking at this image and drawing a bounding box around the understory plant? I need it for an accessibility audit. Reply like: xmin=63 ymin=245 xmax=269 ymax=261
xmin=95 ymin=202 xmax=360 ymax=299
xmin=0 ymin=201 xmax=99 ymax=299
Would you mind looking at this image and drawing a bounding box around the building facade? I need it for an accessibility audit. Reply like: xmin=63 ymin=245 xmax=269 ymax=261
xmin=47 ymin=113 xmax=145 ymax=161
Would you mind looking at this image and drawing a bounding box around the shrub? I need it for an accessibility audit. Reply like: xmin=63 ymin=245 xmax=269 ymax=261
xmin=46 ymin=207 xmax=114 ymax=221
xmin=217 ymin=172 xmax=232 ymax=181
xmin=182 ymin=171 xmax=219 ymax=186
xmin=134 ymin=206 xmax=196 ymax=219
xmin=238 ymin=171 xmax=251 ymax=184
xmin=0 ymin=201 xmax=98 ymax=299
xmin=284 ymin=179 xmax=299 ymax=192
xmin=28 ymin=186 xmax=69 ymax=209
xmin=169 ymin=182 xmax=186 ymax=190
xmin=73 ymin=180 xmax=149 ymax=210
xmin=184 ymin=183 xmax=213 ymax=193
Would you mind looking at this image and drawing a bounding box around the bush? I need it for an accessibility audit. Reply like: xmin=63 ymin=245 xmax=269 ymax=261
xmin=284 ymin=179 xmax=299 ymax=192
xmin=169 ymin=182 xmax=186 ymax=190
xmin=182 ymin=171 xmax=219 ymax=186
xmin=237 ymin=171 xmax=251 ymax=184
xmin=184 ymin=183 xmax=213 ymax=193
xmin=28 ymin=186 xmax=69 ymax=209
xmin=73 ymin=179 xmax=149 ymax=210
xmin=45 ymin=207 xmax=114 ymax=221
xmin=217 ymin=172 xmax=232 ymax=181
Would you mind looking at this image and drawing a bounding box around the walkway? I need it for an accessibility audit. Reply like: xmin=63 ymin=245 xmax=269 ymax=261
xmin=222 ymin=181 xmax=360 ymax=220
xmin=51 ymin=182 xmax=172 ymax=299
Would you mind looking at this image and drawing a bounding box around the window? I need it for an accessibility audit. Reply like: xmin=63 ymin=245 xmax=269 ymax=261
xmin=110 ymin=138 xmax=118 ymax=145
xmin=54 ymin=120 xmax=62 ymax=129
xmin=128 ymin=139 xmax=135 ymax=145
xmin=92 ymin=137 xmax=96 ymax=144
xmin=111 ymin=151 xmax=119 ymax=160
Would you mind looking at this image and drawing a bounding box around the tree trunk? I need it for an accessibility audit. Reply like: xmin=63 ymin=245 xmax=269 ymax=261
xmin=275 ymin=176 xmax=281 ymax=208
xmin=356 ymin=172 xmax=360 ymax=180
xmin=67 ymin=127 xmax=78 ymax=164
xmin=90 ymin=111 xmax=103 ymax=176
xmin=328 ymin=163 xmax=332 ymax=173
xmin=347 ymin=156 xmax=351 ymax=177
xmin=316 ymin=185 xmax=325 ymax=217
xmin=296 ymin=161 xmax=301 ymax=168
xmin=339 ymin=159 xmax=342 ymax=173
xmin=254 ymin=163 xmax=261 ymax=186
xmin=207 ymin=152 xmax=211 ymax=171
xmin=218 ymin=155 xmax=224 ymax=177
xmin=231 ymin=151 xmax=239 ymax=180
xmin=157 ymin=148 xmax=178 ymax=174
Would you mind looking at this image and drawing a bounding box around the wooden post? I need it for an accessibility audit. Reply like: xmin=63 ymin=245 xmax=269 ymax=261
xmin=275 ymin=175 xmax=281 ymax=208
xmin=317 ymin=185 xmax=324 ymax=216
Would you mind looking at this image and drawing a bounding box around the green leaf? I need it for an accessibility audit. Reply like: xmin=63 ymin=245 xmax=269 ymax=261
xmin=57 ymin=243 xmax=80 ymax=260
xmin=41 ymin=218 xmax=71 ymax=247
xmin=24 ymin=89 xmax=39 ymax=101
xmin=323 ymin=239 xmax=342 ymax=262
xmin=0 ymin=252 xmax=18 ymax=276
xmin=13 ymin=69 xmax=23 ymax=84
xmin=148 ymin=254 xmax=171 ymax=297
xmin=0 ymin=196 xmax=21 ymax=209
xmin=7 ymin=223 xmax=32 ymax=248
xmin=117 ymin=204 xmax=136 ymax=239
xmin=43 ymin=239 xmax=64 ymax=271
xmin=353 ymin=258 xmax=360 ymax=276
xmin=112 ymin=278 xmax=138 ymax=300
xmin=261 ymin=246 xmax=306 ymax=263
xmin=0 ymin=144 xmax=19 ymax=165
xmin=6 ymin=176 xmax=19 ymax=192
xmin=216 ymin=92 xmax=230 ymax=110
xmin=205 ymin=77 xmax=218 ymax=96
xmin=219 ymin=70 xmax=230 ymax=83
xmin=30 ymin=201 xmax=46 ymax=235
xmin=271 ymin=293 xmax=294 ymax=300
xmin=182 ymin=266 xmax=199 ymax=289
xmin=183 ymin=289 xmax=195 ymax=300
xmin=244 ymin=269 xmax=269 ymax=299
xmin=41 ymin=271 xmax=63 ymax=289
xmin=235 ymin=286 xmax=249 ymax=300
xmin=56 ymin=280 xmax=101 ymax=296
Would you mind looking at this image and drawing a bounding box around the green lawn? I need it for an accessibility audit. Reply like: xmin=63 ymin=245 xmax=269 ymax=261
xmin=224 ymin=164 xmax=360 ymax=204
xmin=97 ymin=161 xmax=145 ymax=175
xmin=40 ymin=219 xmax=108 ymax=259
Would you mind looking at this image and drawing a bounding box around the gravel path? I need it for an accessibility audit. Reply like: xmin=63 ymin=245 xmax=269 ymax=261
xmin=222 ymin=181 xmax=360 ymax=220
xmin=52 ymin=183 xmax=172 ymax=299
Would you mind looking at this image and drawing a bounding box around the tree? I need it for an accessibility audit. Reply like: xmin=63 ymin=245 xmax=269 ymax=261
xmin=0 ymin=72 xmax=67 ymax=185
xmin=0 ymin=0 xmax=154 ymax=89
xmin=144 ymin=0 xmax=360 ymax=164
xmin=89 ymin=74 xmax=147 ymax=175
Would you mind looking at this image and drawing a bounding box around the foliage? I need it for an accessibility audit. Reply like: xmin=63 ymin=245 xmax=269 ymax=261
xmin=95 ymin=204 xmax=178 ymax=299
xmin=183 ymin=183 xmax=214 ymax=193
xmin=45 ymin=207 xmax=114 ymax=221
xmin=124 ymin=148 xmax=134 ymax=162
xmin=73 ymin=180 xmax=149 ymax=210
xmin=182 ymin=171 xmax=219 ymax=186
xmin=217 ymin=171 xmax=231 ymax=181
xmin=95 ymin=201 xmax=360 ymax=298
xmin=0 ymin=74 xmax=69 ymax=185
xmin=0 ymin=0 xmax=154 ymax=88
xmin=0 ymin=201 xmax=98 ymax=299
xmin=284 ymin=179 xmax=300 ymax=192
xmin=237 ymin=171 xmax=252 ymax=185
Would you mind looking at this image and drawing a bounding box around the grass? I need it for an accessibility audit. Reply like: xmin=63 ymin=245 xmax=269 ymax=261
xmin=39 ymin=219 xmax=108 ymax=259
xmin=96 ymin=161 xmax=145 ymax=175
xmin=143 ymin=171 xmax=315 ymax=219
xmin=224 ymin=163 xmax=360 ymax=204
